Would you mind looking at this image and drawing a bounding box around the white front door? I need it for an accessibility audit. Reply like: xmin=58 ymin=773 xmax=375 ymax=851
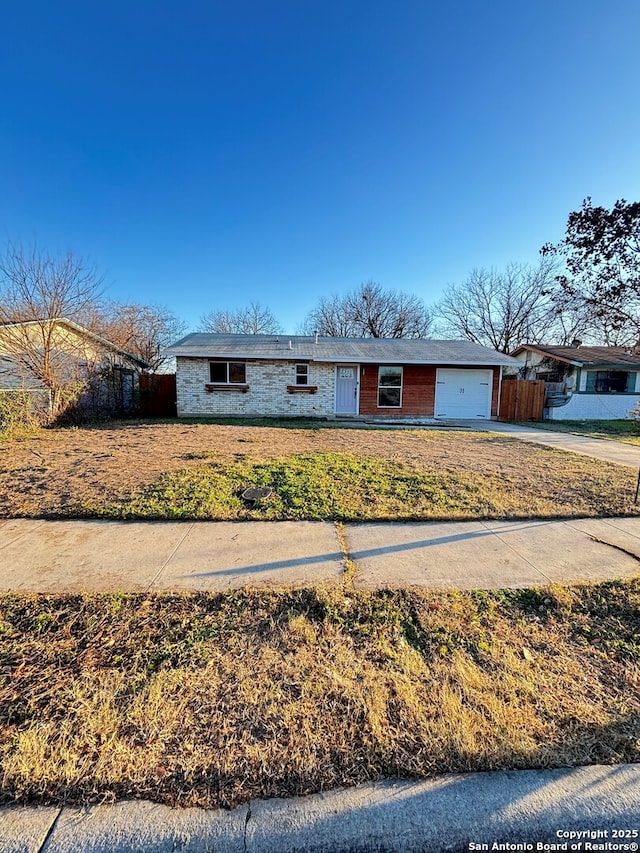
xmin=434 ymin=368 xmax=493 ymax=418
xmin=335 ymin=364 xmax=359 ymax=414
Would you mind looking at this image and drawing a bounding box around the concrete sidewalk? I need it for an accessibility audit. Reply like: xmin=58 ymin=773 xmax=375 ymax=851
xmin=2 ymin=515 xmax=640 ymax=592
xmin=3 ymin=763 xmax=640 ymax=852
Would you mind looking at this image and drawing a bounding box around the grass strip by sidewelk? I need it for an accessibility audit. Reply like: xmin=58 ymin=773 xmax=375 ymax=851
xmin=1 ymin=580 xmax=638 ymax=809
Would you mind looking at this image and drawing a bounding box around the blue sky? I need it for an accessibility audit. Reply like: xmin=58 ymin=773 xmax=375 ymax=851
xmin=2 ymin=1 xmax=639 ymax=334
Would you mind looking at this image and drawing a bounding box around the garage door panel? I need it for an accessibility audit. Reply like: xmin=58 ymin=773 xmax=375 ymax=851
xmin=435 ymin=369 xmax=492 ymax=418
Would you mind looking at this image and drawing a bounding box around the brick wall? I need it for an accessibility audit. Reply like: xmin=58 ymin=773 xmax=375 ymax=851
xmin=176 ymin=358 xmax=336 ymax=417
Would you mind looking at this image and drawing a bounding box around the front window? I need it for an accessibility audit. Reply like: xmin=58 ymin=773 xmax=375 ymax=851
xmin=378 ymin=366 xmax=403 ymax=407
xmin=295 ymin=363 xmax=309 ymax=385
xmin=209 ymin=361 xmax=246 ymax=384
xmin=586 ymin=370 xmax=629 ymax=393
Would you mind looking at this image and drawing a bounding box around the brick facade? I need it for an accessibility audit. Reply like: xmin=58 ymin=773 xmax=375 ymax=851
xmin=176 ymin=358 xmax=503 ymax=419
xmin=176 ymin=358 xmax=336 ymax=417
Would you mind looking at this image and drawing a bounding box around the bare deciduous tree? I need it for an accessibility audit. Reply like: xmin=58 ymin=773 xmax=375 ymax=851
xmin=304 ymin=281 xmax=433 ymax=338
xmin=301 ymin=293 xmax=360 ymax=337
xmin=86 ymin=301 xmax=187 ymax=372
xmin=434 ymin=259 xmax=591 ymax=353
xmin=199 ymin=302 xmax=282 ymax=335
xmin=0 ymin=242 xmax=105 ymax=417
xmin=0 ymin=241 xmax=103 ymax=322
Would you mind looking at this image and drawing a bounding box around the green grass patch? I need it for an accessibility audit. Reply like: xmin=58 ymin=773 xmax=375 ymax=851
xmin=83 ymin=448 xmax=640 ymax=522
xmin=97 ymin=452 xmax=481 ymax=521
xmin=1 ymin=580 xmax=638 ymax=809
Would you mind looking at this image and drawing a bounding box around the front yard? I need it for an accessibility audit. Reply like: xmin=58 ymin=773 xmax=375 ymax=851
xmin=1 ymin=420 xmax=639 ymax=810
xmin=1 ymin=419 xmax=639 ymax=520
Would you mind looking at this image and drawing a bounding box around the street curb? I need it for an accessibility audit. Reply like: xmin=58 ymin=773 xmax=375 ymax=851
xmin=2 ymin=763 xmax=640 ymax=852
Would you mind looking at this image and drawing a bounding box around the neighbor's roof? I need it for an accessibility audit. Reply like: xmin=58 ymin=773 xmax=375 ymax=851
xmin=165 ymin=333 xmax=519 ymax=365
xmin=0 ymin=318 xmax=150 ymax=369
xmin=511 ymin=343 xmax=640 ymax=368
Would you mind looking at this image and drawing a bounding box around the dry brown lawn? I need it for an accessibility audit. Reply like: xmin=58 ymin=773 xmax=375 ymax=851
xmin=1 ymin=419 xmax=639 ymax=520
xmin=1 ymin=583 xmax=639 ymax=809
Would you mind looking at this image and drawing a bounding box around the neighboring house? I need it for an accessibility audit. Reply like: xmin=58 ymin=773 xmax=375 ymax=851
xmin=0 ymin=318 xmax=150 ymax=415
xmin=164 ymin=333 xmax=519 ymax=420
xmin=511 ymin=343 xmax=640 ymax=420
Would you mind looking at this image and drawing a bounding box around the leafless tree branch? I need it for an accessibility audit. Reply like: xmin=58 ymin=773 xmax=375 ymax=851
xmin=199 ymin=302 xmax=282 ymax=335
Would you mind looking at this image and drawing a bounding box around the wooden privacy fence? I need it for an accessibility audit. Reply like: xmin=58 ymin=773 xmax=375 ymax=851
xmin=138 ymin=374 xmax=177 ymax=417
xmin=499 ymin=379 xmax=545 ymax=422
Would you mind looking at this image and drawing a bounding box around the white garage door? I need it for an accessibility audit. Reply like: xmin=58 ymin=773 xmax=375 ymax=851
xmin=434 ymin=368 xmax=493 ymax=419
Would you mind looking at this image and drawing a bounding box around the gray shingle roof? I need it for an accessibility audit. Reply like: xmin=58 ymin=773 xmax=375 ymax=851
xmin=165 ymin=334 xmax=519 ymax=365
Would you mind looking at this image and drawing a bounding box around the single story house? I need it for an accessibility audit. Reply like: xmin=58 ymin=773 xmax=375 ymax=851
xmin=0 ymin=318 xmax=150 ymax=416
xmin=165 ymin=333 xmax=519 ymax=420
xmin=510 ymin=343 xmax=640 ymax=420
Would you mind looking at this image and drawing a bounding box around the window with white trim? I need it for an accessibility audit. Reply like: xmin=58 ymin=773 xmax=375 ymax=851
xmin=209 ymin=361 xmax=246 ymax=384
xmin=378 ymin=366 xmax=403 ymax=407
xmin=586 ymin=370 xmax=630 ymax=393
xmin=295 ymin=363 xmax=309 ymax=385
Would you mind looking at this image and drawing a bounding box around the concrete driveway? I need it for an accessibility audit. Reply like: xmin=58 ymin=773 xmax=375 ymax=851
xmin=472 ymin=420 xmax=640 ymax=468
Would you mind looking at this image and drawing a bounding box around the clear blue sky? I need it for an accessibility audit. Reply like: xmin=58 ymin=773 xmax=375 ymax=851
xmin=2 ymin=0 xmax=639 ymax=334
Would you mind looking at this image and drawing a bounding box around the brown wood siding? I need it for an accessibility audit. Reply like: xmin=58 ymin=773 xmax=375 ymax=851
xmin=359 ymin=364 xmax=502 ymax=418
xmin=491 ymin=367 xmax=500 ymax=417
xmin=359 ymin=365 xmax=436 ymax=417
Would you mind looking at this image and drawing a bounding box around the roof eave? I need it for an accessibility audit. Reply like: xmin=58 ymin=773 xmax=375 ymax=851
xmin=164 ymin=349 xmax=518 ymax=366
xmin=1 ymin=317 xmax=151 ymax=369
xmin=511 ymin=345 xmax=583 ymax=367
xmin=580 ymin=362 xmax=640 ymax=369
